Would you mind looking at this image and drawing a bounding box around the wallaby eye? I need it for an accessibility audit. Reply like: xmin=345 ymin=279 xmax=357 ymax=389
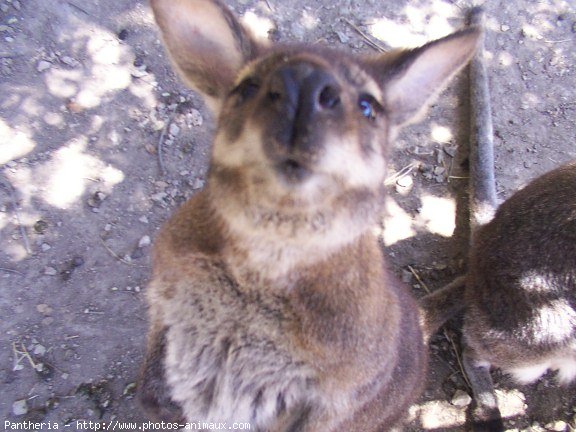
xmin=233 ymin=78 xmax=260 ymax=103
xmin=358 ymin=94 xmax=380 ymax=121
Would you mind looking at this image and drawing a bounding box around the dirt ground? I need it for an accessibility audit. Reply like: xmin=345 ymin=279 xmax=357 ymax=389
xmin=1 ymin=0 xmax=575 ymax=430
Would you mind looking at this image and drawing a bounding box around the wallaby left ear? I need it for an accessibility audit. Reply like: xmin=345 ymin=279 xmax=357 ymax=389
xmin=368 ymin=27 xmax=481 ymax=127
xmin=151 ymin=0 xmax=262 ymax=112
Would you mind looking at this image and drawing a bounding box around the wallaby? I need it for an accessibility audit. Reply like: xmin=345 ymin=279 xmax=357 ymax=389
xmin=421 ymin=8 xmax=576 ymax=431
xmin=138 ymin=0 xmax=480 ymax=430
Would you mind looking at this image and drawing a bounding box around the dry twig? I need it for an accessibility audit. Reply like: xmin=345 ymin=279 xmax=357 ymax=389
xmin=0 ymin=174 xmax=31 ymax=255
xmin=342 ymin=18 xmax=387 ymax=53
xmin=0 ymin=267 xmax=24 ymax=276
xmin=12 ymin=341 xmax=37 ymax=370
xmin=99 ymin=237 xmax=137 ymax=266
xmin=157 ymin=106 xmax=178 ymax=176
xmin=384 ymin=163 xmax=417 ymax=186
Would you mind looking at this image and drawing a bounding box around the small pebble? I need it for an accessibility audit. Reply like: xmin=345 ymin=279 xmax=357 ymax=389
xmin=138 ymin=235 xmax=151 ymax=248
xmin=396 ymin=175 xmax=413 ymax=188
xmin=335 ymin=30 xmax=349 ymax=44
xmin=72 ymin=256 xmax=85 ymax=267
xmin=192 ymin=178 xmax=205 ymax=189
xmin=36 ymin=304 xmax=53 ymax=314
xmin=189 ymin=109 xmax=203 ymax=126
xmin=44 ymin=266 xmax=57 ymax=276
xmin=37 ymin=60 xmax=52 ymax=72
xmin=41 ymin=243 xmax=52 ymax=252
xmin=451 ymin=389 xmax=472 ymax=407
xmin=87 ymin=191 xmax=106 ymax=208
xmin=401 ymin=269 xmax=413 ymax=283
xmin=151 ymin=192 xmax=168 ymax=202
xmin=546 ymin=420 xmax=567 ymax=431
xmin=433 ymin=166 xmax=445 ymax=176
xmin=169 ymin=123 xmax=180 ymax=137
xmin=33 ymin=344 xmax=46 ymax=356
xmin=131 ymin=67 xmax=148 ymax=78
xmin=60 ymin=56 xmax=81 ymax=68
xmin=12 ymin=399 xmax=28 ymax=416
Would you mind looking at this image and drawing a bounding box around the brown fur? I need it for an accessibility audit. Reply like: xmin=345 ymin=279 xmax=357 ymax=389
xmin=139 ymin=0 xmax=480 ymax=430
xmin=464 ymin=162 xmax=576 ymax=376
xmin=420 ymin=9 xmax=576 ymax=430
xmin=460 ymin=162 xmax=576 ymax=431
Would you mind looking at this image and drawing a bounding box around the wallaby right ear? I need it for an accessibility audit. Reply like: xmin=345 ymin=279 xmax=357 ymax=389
xmin=151 ymin=0 xmax=261 ymax=110
xmin=367 ymin=27 xmax=480 ymax=128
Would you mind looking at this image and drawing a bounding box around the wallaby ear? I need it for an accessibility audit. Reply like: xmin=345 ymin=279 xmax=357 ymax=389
xmin=151 ymin=0 xmax=261 ymax=110
xmin=369 ymin=27 xmax=481 ymax=127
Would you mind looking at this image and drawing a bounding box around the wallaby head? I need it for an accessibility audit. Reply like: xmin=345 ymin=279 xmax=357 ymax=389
xmin=141 ymin=0 xmax=480 ymax=429
xmin=151 ymin=0 xmax=480 ymax=281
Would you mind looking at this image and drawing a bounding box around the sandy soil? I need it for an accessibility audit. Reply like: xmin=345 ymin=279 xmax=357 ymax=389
xmin=1 ymin=0 xmax=575 ymax=430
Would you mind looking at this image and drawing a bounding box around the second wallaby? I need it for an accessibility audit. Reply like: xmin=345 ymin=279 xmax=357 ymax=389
xmin=138 ymin=0 xmax=480 ymax=430
xmin=421 ymin=8 xmax=576 ymax=431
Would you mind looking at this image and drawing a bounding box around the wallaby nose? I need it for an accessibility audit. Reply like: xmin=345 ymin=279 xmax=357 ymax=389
xmin=267 ymin=63 xmax=341 ymax=153
xmin=268 ymin=63 xmax=341 ymax=118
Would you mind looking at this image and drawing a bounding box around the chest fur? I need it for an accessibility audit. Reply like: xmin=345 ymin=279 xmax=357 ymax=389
xmin=153 ymin=246 xmax=397 ymax=427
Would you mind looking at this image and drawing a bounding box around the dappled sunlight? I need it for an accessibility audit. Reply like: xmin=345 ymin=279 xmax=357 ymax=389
xmin=430 ymin=123 xmax=453 ymax=144
xmin=4 ymin=239 xmax=29 ymax=262
xmin=41 ymin=137 xmax=124 ymax=209
xmin=497 ymin=50 xmax=514 ymax=67
xmin=0 ymin=211 xmax=7 ymax=231
xmin=129 ymin=76 xmax=159 ymax=108
xmin=45 ymin=68 xmax=82 ymax=99
xmin=408 ymin=399 xmax=466 ymax=430
xmin=496 ymin=388 xmax=527 ymax=420
xmin=382 ymin=174 xmax=457 ymax=245
xmin=77 ymin=29 xmax=133 ymax=108
xmin=370 ymin=0 xmax=460 ymax=47
xmin=408 ymin=388 xmax=527 ymax=430
xmin=382 ymin=197 xmax=416 ymax=246
xmin=0 ymin=119 xmax=35 ymax=165
xmin=42 ymin=19 xmax=151 ymax=110
xmin=416 ymin=194 xmax=456 ymax=237
xmin=241 ymin=11 xmax=275 ymax=40
xmin=300 ymin=9 xmax=320 ymax=31
xmin=370 ymin=18 xmax=431 ymax=48
xmin=1 ymin=10 xmax=160 ymax=219
xmin=521 ymin=92 xmax=543 ymax=110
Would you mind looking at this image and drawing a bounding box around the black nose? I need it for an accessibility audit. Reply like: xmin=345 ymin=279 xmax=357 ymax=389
xmin=268 ymin=64 xmax=341 ymax=113
xmin=267 ymin=63 xmax=341 ymax=151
